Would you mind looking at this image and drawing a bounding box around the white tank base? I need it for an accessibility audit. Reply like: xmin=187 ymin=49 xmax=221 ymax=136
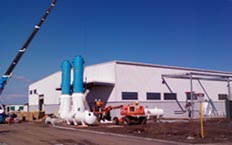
xmin=59 ymin=94 xmax=71 ymax=119
xmin=72 ymin=93 xmax=85 ymax=112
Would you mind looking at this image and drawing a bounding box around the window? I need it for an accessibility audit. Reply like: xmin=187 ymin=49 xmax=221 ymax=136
xmin=19 ymin=106 xmax=24 ymax=111
xmin=147 ymin=92 xmax=161 ymax=100
xmin=30 ymin=90 xmax=33 ymax=95
xmin=122 ymin=92 xmax=138 ymax=100
xmin=39 ymin=94 xmax=44 ymax=98
xmin=10 ymin=106 xmax=15 ymax=111
xmin=34 ymin=89 xmax=37 ymax=94
xmin=218 ymin=94 xmax=227 ymax=100
xmin=164 ymin=93 xmax=177 ymax=100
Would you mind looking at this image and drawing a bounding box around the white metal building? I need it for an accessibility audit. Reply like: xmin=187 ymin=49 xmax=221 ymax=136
xmin=5 ymin=104 xmax=28 ymax=113
xmin=28 ymin=61 xmax=232 ymax=118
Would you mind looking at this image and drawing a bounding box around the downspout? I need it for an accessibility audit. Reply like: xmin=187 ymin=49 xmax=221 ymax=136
xmin=190 ymin=74 xmax=194 ymax=119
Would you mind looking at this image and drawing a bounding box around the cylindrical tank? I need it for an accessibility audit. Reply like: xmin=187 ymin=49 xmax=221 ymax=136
xmin=59 ymin=95 xmax=71 ymax=118
xmin=59 ymin=60 xmax=72 ymax=118
xmin=61 ymin=60 xmax=71 ymax=95
xmin=72 ymin=56 xmax=84 ymax=93
xmin=145 ymin=108 xmax=164 ymax=117
xmin=72 ymin=93 xmax=85 ymax=112
xmin=74 ymin=110 xmax=96 ymax=125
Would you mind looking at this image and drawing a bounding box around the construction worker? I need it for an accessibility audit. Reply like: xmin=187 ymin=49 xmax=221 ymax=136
xmin=185 ymin=100 xmax=192 ymax=118
xmin=134 ymin=101 xmax=139 ymax=106
xmin=7 ymin=113 xmax=12 ymax=125
xmin=96 ymin=99 xmax=104 ymax=108
xmin=94 ymin=99 xmax=104 ymax=121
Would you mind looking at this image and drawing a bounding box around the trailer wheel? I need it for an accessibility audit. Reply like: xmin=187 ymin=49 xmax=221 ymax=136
xmin=123 ymin=117 xmax=130 ymax=126
xmin=113 ymin=117 xmax=119 ymax=125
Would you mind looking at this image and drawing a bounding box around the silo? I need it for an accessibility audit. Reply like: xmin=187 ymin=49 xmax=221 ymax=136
xmin=59 ymin=60 xmax=72 ymax=118
xmin=72 ymin=56 xmax=85 ymax=112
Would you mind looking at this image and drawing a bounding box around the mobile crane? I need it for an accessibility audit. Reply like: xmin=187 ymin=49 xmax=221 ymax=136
xmin=0 ymin=0 xmax=57 ymax=123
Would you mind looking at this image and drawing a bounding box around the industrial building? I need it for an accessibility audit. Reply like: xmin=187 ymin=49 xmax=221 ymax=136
xmin=28 ymin=60 xmax=232 ymax=118
xmin=5 ymin=104 xmax=28 ymax=113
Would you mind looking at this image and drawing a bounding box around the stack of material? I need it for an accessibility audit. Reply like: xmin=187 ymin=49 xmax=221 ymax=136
xmin=14 ymin=111 xmax=45 ymax=121
xmin=15 ymin=112 xmax=23 ymax=121
xmin=23 ymin=112 xmax=33 ymax=121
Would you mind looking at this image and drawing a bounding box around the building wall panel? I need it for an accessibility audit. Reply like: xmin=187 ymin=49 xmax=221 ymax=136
xmin=28 ymin=60 xmax=231 ymax=118
xmin=84 ymin=62 xmax=115 ymax=84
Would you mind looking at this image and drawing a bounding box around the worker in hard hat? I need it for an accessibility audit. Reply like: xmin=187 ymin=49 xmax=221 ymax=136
xmin=185 ymin=100 xmax=192 ymax=118
xmin=96 ymin=99 xmax=104 ymax=107
xmin=134 ymin=101 xmax=139 ymax=106
xmin=93 ymin=99 xmax=104 ymax=121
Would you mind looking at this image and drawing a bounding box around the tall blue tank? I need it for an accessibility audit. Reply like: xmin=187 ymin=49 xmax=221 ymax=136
xmin=72 ymin=56 xmax=84 ymax=93
xmin=61 ymin=60 xmax=72 ymax=95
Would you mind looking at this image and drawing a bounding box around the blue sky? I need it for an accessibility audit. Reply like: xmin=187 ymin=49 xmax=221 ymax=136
xmin=0 ymin=0 xmax=232 ymax=104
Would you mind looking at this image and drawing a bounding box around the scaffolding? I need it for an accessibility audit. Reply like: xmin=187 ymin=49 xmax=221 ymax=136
xmin=162 ymin=72 xmax=232 ymax=118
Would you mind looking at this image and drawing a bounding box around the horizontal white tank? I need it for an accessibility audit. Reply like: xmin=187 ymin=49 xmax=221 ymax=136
xmin=145 ymin=107 xmax=164 ymax=118
xmin=74 ymin=111 xmax=96 ymax=125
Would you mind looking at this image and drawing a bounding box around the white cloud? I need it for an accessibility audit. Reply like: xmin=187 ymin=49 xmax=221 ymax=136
xmin=12 ymin=75 xmax=32 ymax=83
xmin=0 ymin=93 xmax=28 ymax=105
xmin=5 ymin=94 xmax=26 ymax=98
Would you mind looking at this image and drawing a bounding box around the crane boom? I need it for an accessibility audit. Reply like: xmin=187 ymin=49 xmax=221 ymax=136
xmin=0 ymin=0 xmax=57 ymax=96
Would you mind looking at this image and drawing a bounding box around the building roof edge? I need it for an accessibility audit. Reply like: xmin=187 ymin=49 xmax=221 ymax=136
xmin=114 ymin=60 xmax=232 ymax=75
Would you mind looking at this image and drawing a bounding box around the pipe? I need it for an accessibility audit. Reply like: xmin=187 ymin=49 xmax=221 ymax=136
xmin=228 ymin=79 xmax=231 ymax=100
xmin=72 ymin=56 xmax=85 ymax=112
xmin=72 ymin=56 xmax=84 ymax=93
xmin=61 ymin=60 xmax=71 ymax=95
xmin=190 ymin=74 xmax=194 ymax=119
xmin=59 ymin=60 xmax=72 ymax=119
xmin=161 ymin=77 xmax=185 ymax=112
xmin=72 ymin=56 xmax=96 ymax=125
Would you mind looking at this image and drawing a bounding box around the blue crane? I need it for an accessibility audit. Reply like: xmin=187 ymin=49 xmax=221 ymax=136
xmin=0 ymin=0 xmax=57 ymax=97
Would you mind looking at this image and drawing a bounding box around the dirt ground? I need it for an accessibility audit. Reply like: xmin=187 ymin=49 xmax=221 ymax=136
xmin=0 ymin=117 xmax=232 ymax=145
xmin=81 ymin=117 xmax=232 ymax=144
xmin=0 ymin=121 xmax=172 ymax=145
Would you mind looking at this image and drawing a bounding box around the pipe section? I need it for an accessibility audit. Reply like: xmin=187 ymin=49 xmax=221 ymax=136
xmin=57 ymin=56 xmax=96 ymax=126
xmin=59 ymin=60 xmax=72 ymax=119
xmin=72 ymin=56 xmax=84 ymax=93
xmin=61 ymin=60 xmax=71 ymax=95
